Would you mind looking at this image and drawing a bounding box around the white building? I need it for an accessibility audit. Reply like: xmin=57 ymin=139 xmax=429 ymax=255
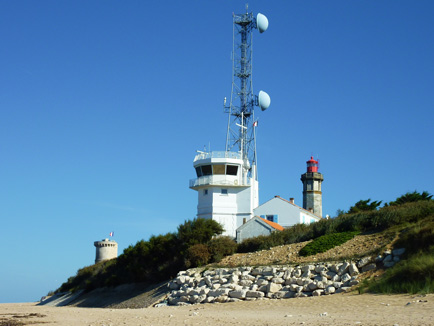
xmin=253 ymin=196 xmax=322 ymax=228
xmin=189 ymin=151 xmax=258 ymax=238
xmin=236 ymin=216 xmax=283 ymax=243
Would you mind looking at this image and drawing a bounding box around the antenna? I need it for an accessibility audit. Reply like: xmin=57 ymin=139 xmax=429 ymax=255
xmin=224 ymin=7 xmax=271 ymax=180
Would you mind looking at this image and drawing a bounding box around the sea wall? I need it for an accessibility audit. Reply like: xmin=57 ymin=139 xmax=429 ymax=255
xmin=164 ymin=248 xmax=405 ymax=306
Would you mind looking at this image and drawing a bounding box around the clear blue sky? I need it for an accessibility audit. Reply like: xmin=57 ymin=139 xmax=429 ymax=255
xmin=1 ymin=0 xmax=433 ymax=303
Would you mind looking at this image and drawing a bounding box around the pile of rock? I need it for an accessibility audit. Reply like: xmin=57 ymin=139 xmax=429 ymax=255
xmin=165 ymin=248 xmax=405 ymax=306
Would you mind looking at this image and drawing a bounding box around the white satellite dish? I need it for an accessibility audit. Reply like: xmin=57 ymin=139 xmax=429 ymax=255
xmin=256 ymin=13 xmax=269 ymax=33
xmin=258 ymin=90 xmax=271 ymax=111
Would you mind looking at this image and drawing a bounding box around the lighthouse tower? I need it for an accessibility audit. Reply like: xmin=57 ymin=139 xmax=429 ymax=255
xmin=189 ymin=7 xmax=271 ymax=238
xmin=300 ymin=157 xmax=324 ymax=217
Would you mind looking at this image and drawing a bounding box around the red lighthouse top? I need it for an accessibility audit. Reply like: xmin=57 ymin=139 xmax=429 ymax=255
xmin=306 ymin=156 xmax=319 ymax=172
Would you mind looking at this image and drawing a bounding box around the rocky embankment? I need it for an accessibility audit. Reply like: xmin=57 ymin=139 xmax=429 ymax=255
xmin=164 ymin=248 xmax=405 ymax=306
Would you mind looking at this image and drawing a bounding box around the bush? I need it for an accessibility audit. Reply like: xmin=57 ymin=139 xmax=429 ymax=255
xmin=299 ymin=231 xmax=359 ymax=257
xmin=185 ymin=243 xmax=211 ymax=267
xmin=208 ymin=236 xmax=237 ymax=263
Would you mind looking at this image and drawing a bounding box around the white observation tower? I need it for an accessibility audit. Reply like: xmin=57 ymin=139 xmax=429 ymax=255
xmin=189 ymin=6 xmax=271 ymax=238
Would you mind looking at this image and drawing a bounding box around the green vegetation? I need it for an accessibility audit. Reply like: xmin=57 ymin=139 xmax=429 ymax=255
xmin=57 ymin=218 xmax=232 ymax=293
xmin=347 ymin=199 xmax=382 ymax=214
xmin=299 ymin=231 xmax=359 ymax=257
xmin=57 ymin=191 xmax=434 ymax=296
xmin=363 ymin=217 xmax=434 ymax=294
xmin=238 ymin=200 xmax=434 ymax=253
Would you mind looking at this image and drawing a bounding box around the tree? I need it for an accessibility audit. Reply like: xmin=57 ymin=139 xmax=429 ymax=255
xmin=385 ymin=191 xmax=433 ymax=207
xmin=347 ymin=199 xmax=382 ymax=214
xmin=176 ymin=218 xmax=224 ymax=249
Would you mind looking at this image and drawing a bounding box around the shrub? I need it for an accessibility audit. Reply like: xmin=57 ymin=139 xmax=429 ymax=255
xmin=208 ymin=236 xmax=237 ymax=263
xmin=299 ymin=231 xmax=359 ymax=257
xmin=368 ymin=250 xmax=434 ymax=294
xmin=185 ymin=243 xmax=211 ymax=267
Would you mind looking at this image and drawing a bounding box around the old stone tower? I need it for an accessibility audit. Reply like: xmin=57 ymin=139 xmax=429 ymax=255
xmin=300 ymin=156 xmax=324 ymax=217
xmin=94 ymin=239 xmax=118 ymax=264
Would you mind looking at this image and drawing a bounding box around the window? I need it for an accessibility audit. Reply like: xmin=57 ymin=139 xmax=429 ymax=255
xmin=213 ymin=164 xmax=225 ymax=175
xmin=195 ymin=167 xmax=203 ymax=177
xmin=201 ymin=165 xmax=212 ymax=176
xmin=221 ymin=189 xmax=228 ymax=195
xmin=266 ymin=215 xmax=278 ymax=223
xmin=204 ymin=189 xmax=208 ymax=195
xmin=226 ymin=165 xmax=238 ymax=176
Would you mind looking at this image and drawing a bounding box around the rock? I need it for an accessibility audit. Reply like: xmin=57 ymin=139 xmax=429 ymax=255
xmin=272 ymin=277 xmax=285 ymax=284
xmin=267 ymin=282 xmax=282 ymax=293
xmin=336 ymin=287 xmax=351 ymax=293
xmin=338 ymin=262 xmax=350 ymax=275
xmin=361 ymin=263 xmax=377 ymax=273
xmin=316 ymin=281 xmax=326 ymax=289
xmin=357 ymin=257 xmax=372 ymax=268
xmin=324 ymin=286 xmax=335 ymax=295
xmin=383 ymin=255 xmax=393 ymax=263
xmin=214 ymin=295 xmax=229 ymax=303
xmin=392 ymin=248 xmax=406 ymax=256
xmin=349 ymin=263 xmax=359 ymax=276
xmin=246 ymin=290 xmax=265 ymax=298
xmin=393 ymin=256 xmax=400 ymax=263
xmin=239 ymin=280 xmax=253 ymax=287
xmin=308 ymin=282 xmax=317 ymax=291
xmin=341 ymin=273 xmax=351 ymax=283
xmin=228 ymin=290 xmax=247 ymax=299
xmin=312 ymin=290 xmax=323 ymax=296
xmin=384 ymin=261 xmax=395 ymax=268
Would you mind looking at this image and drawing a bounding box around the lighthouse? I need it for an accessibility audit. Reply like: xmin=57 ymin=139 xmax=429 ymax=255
xmin=189 ymin=7 xmax=270 ymax=238
xmin=300 ymin=157 xmax=324 ymax=217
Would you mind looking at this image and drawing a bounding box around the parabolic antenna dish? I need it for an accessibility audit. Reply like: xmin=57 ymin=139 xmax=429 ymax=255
xmin=258 ymin=90 xmax=271 ymax=111
xmin=256 ymin=13 xmax=269 ymax=33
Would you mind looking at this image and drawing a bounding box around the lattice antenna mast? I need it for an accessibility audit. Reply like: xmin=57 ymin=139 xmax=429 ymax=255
xmin=224 ymin=7 xmax=270 ymax=178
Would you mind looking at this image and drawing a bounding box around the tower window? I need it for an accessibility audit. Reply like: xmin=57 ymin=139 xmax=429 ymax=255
xmin=195 ymin=167 xmax=203 ymax=177
xmin=226 ymin=165 xmax=238 ymax=176
xmin=221 ymin=189 xmax=228 ymax=195
xmin=213 ymin=164 xmax=225 ymax=175
xmin=204 ymin=189 xmax=208 ymax=195
xmin=201 ymin=165 xmax=212 ymax=176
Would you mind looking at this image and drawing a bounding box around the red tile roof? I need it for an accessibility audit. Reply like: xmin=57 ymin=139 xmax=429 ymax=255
xmin=258 ymin=217 xmax=284 ymax=231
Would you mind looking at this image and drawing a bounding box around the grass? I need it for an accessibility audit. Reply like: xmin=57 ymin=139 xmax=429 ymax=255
xmin=298 ymin=231 xmax=359 ymax=257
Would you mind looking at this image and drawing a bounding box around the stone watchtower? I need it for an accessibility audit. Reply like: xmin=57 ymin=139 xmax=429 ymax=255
xmin=94 ymin=239 xmax=118 ymax=264
xmin=300 ymin=156 xmax=324 ymax=217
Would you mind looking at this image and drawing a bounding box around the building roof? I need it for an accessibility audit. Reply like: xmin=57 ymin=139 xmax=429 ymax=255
xmin=272 ymin=195 xmax=323 ymax=219
xmin=258 ymin=217 xmax=284 ymax=231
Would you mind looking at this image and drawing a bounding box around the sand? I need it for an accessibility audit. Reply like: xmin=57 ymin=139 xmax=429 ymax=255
xmin=1 ymin=293 xmax=433 ymax=326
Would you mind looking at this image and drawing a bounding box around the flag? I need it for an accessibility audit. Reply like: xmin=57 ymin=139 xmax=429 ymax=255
xmin=253 ymin=120 xmax=258 ymax=127
xmin=109 ymin=231 xmax=114 ymax=237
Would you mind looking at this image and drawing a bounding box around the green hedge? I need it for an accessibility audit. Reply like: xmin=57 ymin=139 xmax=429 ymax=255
xmin=299 ymin=231 xmax=359 ymax=257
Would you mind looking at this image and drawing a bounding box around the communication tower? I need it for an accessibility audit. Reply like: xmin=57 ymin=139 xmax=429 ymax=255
xmin=189 ymin=6 xmax=270 ymax=238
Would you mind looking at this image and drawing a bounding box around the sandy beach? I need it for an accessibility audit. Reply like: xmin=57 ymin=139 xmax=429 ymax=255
xmin=1 ymin=293 xmax=433 ymax=326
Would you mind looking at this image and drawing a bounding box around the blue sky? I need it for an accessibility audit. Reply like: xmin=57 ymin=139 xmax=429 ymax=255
xmin=1 ymin=0 xmax=433 ymax=303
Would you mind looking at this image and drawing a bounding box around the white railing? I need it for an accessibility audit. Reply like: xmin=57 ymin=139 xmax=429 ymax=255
xmin=193 ymin=151 xmax=242 ymax=162
xmin=189 ymin=175 xmax=250 ymax=188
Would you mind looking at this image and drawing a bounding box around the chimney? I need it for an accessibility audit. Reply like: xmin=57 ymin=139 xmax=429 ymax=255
xmin=289 ymin=198 xmax=294 ymax=204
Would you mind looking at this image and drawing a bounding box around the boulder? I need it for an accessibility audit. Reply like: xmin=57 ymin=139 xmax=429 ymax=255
xmin=357 ymin=256 xmax=372 ymax=268
xmin=266 ymin=282 xmax=282 ymax=293
xmin=349 ymin=263 xmax=359 ymax=276
xmin=392 ymin=248 xmax=406 ymax=256
xmin=324 ymin=286 xmax=335 ymax=295
xmin=361 ymin=263 xmax=377 ymax=273
xmin=341 ymin=273 xmax=351 ymax=283
xmin=246 ymin=290 xmax=265 ymax=298
xmin=228 ymin=290 xmax=247 ymax=299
